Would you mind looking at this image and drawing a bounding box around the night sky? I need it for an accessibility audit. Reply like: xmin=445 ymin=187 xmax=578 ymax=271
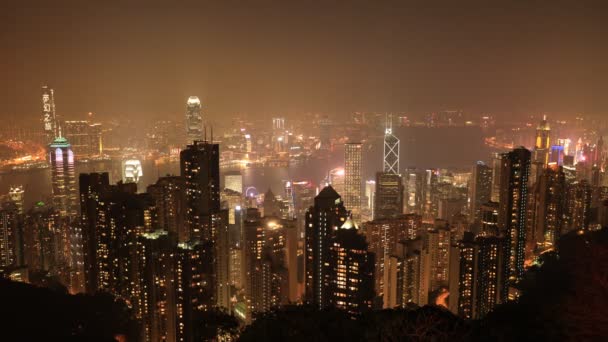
xmin=2 ymin=0 xmax=607 ymax=121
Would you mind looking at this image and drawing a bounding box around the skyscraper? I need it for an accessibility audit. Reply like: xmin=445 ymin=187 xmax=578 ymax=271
xmin=383 ymin=114 xmax=400 ymax=174
xmin=8 ymin=185 xmax=25 ymax=215
xmin=469 ymin=161 xmax=493 ymax=224
xmin=498 ymin=147 xmax=530 ymax=300
xmin=328 ymin=221 xmax=375 ymax=315
xmin=0 ymin=203 xmax=19 ymax=267
xmin=530 ymin=164 xmax=566 ymax=249
xmin=147 ymin=176 xmax=187 ymax=243
xmin=533 ymin=115 xmax=551 ymax=165
xmin=180 ymin=140 xmax=220 ymax=242
xmin=344 ymin=143 xmax=363 ymax=221
xmin=305 ymin=186 xmax=349 ymax=309
xmin=79 ymin=172 xmax=110 ymax=293
xmin=374 ymin=172 xmax=404 ymax=220
xmin=185 ymin=96 xmax=203 ymax=143
xmin=49 ymin=134 xmax=77 ymax=217
xmin=224 ymin=170 xmax=243 ymax=194
xmin=41 ymin=85 xmax=58 ymax=142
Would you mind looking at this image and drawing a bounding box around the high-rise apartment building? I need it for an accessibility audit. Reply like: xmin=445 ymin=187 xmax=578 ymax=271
xmin=498 ymin=147 xmax=530 ymax=300
xmin=305 ymin=186 xmax=349 ymax=309
xmin=147 ymin=176 xmax=187 ymax=243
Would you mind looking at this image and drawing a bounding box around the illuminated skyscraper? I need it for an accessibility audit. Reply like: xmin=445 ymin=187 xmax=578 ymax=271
xmin=566 ymin=180 xmax=592 ymax=232
xmin=185 ymin=96 xmax=203 ymax=143
xmin=456 ymin=232 xmax=503 ymax=319
xmin=122 ymin=159 xmax=143 ymax=185
xmin=469 ymin=161 xmax=493 ymax=224
xmin=41 ymin=85 xmax=58 ymax=142
xmin=534 ymin=115 xmax=551 ymax=165
xmin=344 ymin=143 xmax=363 ymax=221
xmin=328 ymin=220 xmax=375 ymax=315
xmin=63 ymin=120 xmax=103 ymax=158
xmin=328 ymin=168 xmax=345 ymax=196
xmin=0 ymin=203 xmax=19 ymax=267
xmin=147 ymin=176 xmax=187 ymax=242
xmin=498 ymin=147 xmax=530 ymax=300
xmin=530 ymin=164 xmax=566 ymax=249
xmin=79 ymin=172 xmax=110 ymax=293
xmin=383 ymin=114 xmax=400 ymax=174
xmin=49 ymin=134 xmax=77 ymax=217
xmin=305 ymin=186 xmax=349 ymax=309
xmin=224 ymin=170 xmax=243 ymax=194
xmin=180 ymin=140 xmax=220 ymax=242
xmin=319 ymin=117 xmax=331 ymax=150
xmin=374 ymin=172 xmax=404 ymax=220
xmin=8 ymin=185 xmax=25 ymax=215
xmin=480 ymin=202 xmax=499 ymax=236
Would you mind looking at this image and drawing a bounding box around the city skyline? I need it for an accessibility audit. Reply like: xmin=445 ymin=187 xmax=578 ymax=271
xmin=1 ymin=2 xmax=608 ymax=341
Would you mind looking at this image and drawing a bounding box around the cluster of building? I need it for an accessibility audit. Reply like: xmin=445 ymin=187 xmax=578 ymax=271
xmin=1 ymin=87 xmax=607 ymax=341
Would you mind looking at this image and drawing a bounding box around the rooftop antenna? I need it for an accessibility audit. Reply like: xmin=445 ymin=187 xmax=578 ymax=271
xmin=203 ymin=124 xmax=207 ymax=142
xmin=210 ymin=124 xmax=214 ymax=143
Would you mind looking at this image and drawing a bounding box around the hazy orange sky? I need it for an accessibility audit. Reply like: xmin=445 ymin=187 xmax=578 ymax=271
xmin=2 ymin=0 xmax=607 ymax=121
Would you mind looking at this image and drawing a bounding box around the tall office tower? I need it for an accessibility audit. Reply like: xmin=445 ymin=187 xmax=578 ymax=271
xmin=421 ymin=223 xmax=452 ymax=297
xmin=490 ymin=153 xmax=504 ymax=203
xmin=403 ymin=168 xmax=424 ymax=214
xmin=328 ymin=168 xmax=345 ymax=196
xmin=383 ymin=114 xmax=400 ymax=174
xmin=422 ymin=169 xmax=440 ymax=220
xmin=533 ymin=115 xmax=551 ymax=165
xmin=185 ymin=96 xmax=203 ymax=143
xmin=374 ymin=172 xmax=404 ymax=220
xmin=181 ymin=140 xmax=220 ymax=242
xmin=49 ymin=135 xmax=78 ymax=217
xmin=147 ymin=176 xmax=187 ymax=243
xmin=272 ymin=117 xmax=286 ymax=153
xmin=318 ymin=117 xmax=332 ymax=150
xmin=456 ymin=232 xmax=503 ymax=319
xmin=136 ymin=230 xmax=177 ymax=342
xmin=550 ymin=145 xmax=565 ymax=166
xmin=498 ymin=147 xmax=531 ymax=300
xmin=224 ymin=170 xmax=243 ymax=194
xmin=566 ymin=180 xmax=592 ymax=232
xmin=41 ymin=85 xmax=58 ymax=142
xmin=479 ymin=202 xmax=499 ymax=236
xmin=0 ymin=203 xmax=19 ymax=267
xmin=216 ymin=209 xmax=232 ymax=311
xmin=344 ymin=143 xmax=363 ymax=221
xmin=365 ymin=214 xmax=422 ymax=304
xmin=63 ymin=120 xmax=102 ymax=158
xmin=365 ymin=180 xmax=376 ymax=210
xmin=305 ymin=186 xmax=349 ymax=309
xmin=79 ymin=172 xmax=110 ymax=293
xmin=530 ymin=164 xmax=566 ymax=250
xmin=328 ymin=221 xmax=375 ymax=315
xmin=8 ymin=185 xmax=25 ymax=215
xmin=469 ymin=161 xmax=493 ymax=224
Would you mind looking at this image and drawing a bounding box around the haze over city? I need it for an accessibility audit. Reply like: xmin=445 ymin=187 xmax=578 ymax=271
xmin=3 ymin=1 xmax=608 ymax=120
xmin=1 ymin=1 xmax=608 ymax=341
